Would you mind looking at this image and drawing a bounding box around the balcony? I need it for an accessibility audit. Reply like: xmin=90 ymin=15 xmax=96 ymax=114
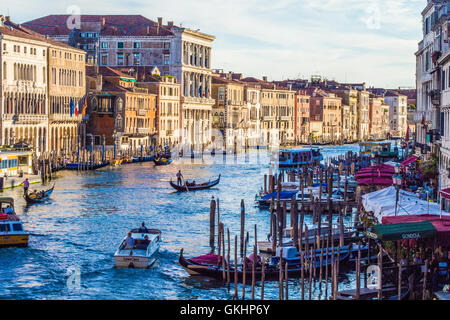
xmin=49 ymin=114 xmax=82 ymax=122
xmin=181 ymin=96 xmax=215 ymax=105
xmin=2 ymin=114 xmax=48 ymax=124
xmin=429 ymin=89 xmax=441 ymax=105
xmin=137 ymin=128 xmax=151 ymax=134
xmin=137 ymin=108 xmax=147 ymax=116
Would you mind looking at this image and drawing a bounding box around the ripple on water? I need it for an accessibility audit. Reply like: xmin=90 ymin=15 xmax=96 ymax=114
xmin=0 ymin=144 xmax=371 ymax=299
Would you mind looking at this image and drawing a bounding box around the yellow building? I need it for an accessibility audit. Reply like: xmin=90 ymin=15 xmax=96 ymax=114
xmin=47 ymin=42 xmax=86 ymax=155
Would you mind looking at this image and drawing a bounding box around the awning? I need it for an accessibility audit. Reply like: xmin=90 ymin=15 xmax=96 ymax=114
xmin=382 ymin=214 xmax=450 ymax=246
xmin=261 ymin=190 xmax=298 ymax=200
xmin=439 ymin=188 xmax=450 ymax=200
xmin=367 ymin=221 xmax=437 ymax=241
xmin=401 ymin=155 xmax=419 ymax=167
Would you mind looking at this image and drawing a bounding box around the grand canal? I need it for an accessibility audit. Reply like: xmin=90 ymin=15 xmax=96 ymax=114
xmin=1 ymin=143 xmax=367 ymax=300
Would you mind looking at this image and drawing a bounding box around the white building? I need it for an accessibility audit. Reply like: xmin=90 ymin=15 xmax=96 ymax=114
xmin=415 ymin=1 xmax=449 ymax=157
xmin=245 ymin=86 xmax=262 ymax=147
xmin=384 ymin=91 xmax=408 ymax=137
xmin=0 ymin=16 xmax=49 ymax=154
xmin=170 ymin=27 xmax=215 ymax=149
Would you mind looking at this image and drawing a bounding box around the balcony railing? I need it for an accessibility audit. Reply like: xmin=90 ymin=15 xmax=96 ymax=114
xmin=2 ymin=114 xmax=48 ymax=124
xmin=48 ymin=114 xmax=83 ymax=122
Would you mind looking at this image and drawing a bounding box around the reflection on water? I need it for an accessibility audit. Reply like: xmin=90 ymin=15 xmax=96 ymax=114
xmin=0 ymin=144 xmax=365 ymax=300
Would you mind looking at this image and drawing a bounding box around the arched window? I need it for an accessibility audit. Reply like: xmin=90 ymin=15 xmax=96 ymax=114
xmin=116 ymin=97 xmax=123 ymax=112
xmin=91 ymin=97 xmax=98 ymax=111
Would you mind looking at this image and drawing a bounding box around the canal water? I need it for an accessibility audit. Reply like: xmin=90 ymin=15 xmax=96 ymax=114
xmin=1 ymin=143 xmax=367 ymax=300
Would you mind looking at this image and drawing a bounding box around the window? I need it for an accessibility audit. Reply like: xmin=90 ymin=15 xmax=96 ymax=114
xmin=101 ymin=53 xmax=108 ymax=65
xmin=133 ymin=53 xmax=140 ymax=65
xmin=1 ymin=160 xmax=7 ymax=169
xmin=164 ymin=42 xmax=170 ymax=49
xmin=2 ymin=62 xmax=6 ymax=80
xmin=12 ymin=224 xmax=23 ymax=231
xmin=0 ymin=224 xmax=10 ymax=232
xmin=164 ymin=54 xmax=170 ymax=65
xmin=133 ymin=42 xmax=140 ymax=49
xmin=117 ymin=53 xmax=124 ymax=65
xmin=117 ymin=42 xmax=124 ymax=49
xmin=101 ymin=42 xmax=109 ymax=49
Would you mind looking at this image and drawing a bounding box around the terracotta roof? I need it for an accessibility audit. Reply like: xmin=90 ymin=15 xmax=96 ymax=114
xmin=86 ymin=66 xmax=135 ymax=79
xmin=385 ymin=90 xmax=407 ymax=97
xmin=0 ymin=20 xmax=83 ymax=51
xmin=23 ymin=15 xmax=174 ymax=37
xmin=212 ymin=75 xmax=244 ymax=85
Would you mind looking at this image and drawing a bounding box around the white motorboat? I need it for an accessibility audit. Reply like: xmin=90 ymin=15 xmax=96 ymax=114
xmin=114 ymin=228 xmax=161 ymax=268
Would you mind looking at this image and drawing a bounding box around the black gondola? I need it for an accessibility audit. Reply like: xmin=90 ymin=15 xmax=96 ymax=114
xmin=170 ymin=175 xmax=220 ymax=192
xmin=65 ymin=162 xmax=110 ymax=170
xmin=178 ymin=248 xmax=349 ymax=281
xmin=153 ymin=157 xmax=173 ymax=166
xmin=24 ymin=185 xmax=54 ymax=204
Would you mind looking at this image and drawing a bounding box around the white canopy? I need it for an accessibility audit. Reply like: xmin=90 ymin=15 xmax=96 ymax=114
xmin=362 ymin=186 xmax=450 ymax=221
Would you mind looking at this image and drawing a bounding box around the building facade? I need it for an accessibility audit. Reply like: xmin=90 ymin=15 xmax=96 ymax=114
xmin=295 ymin=90 xmax=310 ymax=144
xmin=86 ymin=67 xmax=156 ymax=153
xmin=385 ymin=91 xmax=408 ymax=137
xmin=170 ymin=27 xmax=215 ymax=149
xmin=357 ymin=90 xmax=370 ymax=140
xmin=48 ymin=42 xmax=86 ymax=156
xmin=0 ymin=17 xmax=49 ymax=154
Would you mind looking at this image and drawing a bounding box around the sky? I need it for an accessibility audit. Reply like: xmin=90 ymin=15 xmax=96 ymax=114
xmin=5 ymin=0 xmax=426 ymax=88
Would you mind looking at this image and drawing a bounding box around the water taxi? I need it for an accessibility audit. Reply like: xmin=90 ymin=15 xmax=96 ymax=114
xmin=273 ymin=147 xmax=323 ymax=168
xmin=114 ymin=228 xmax=161 ymax=268
xmin=0 ymin=197 xmax=29 ymax=248
xmin=359 ymin=142 xmax=397 ymax=159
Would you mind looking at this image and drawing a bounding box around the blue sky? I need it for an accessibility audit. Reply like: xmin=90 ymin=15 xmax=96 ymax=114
xmin=7 ymin=0 xmax=425 ymax=88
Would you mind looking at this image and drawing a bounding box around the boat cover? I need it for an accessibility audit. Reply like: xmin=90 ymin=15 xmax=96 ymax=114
xmin=190 ymin=254 xmax=220 ymax=265
xmin=362 ymin=186 xmax=450 ymax=221
xmin=260 ymin=190 xmax=298 ymax=200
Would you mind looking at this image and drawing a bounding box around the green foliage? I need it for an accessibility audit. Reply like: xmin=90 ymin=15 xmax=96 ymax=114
xmin=420 ymin=153 xmax=438 ymax=182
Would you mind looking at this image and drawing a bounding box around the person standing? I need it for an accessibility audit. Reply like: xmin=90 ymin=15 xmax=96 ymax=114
xmin=22 ymin=178 xmax=29 ymax=194
xmin=124 ymin=232 xmax=135 ymax=250
xmin=176 ymin=170 xmax=184 ymax=186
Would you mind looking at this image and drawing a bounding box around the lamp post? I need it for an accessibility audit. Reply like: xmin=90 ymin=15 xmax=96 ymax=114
xmin=393 ymin=164 xmax=402 ymax=216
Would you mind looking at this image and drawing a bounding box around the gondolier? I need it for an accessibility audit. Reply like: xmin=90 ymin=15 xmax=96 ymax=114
xmin=176 ymin=170 xmax=184 ymax=186
xmin=22 ymin=178 xmax=29 ymax=194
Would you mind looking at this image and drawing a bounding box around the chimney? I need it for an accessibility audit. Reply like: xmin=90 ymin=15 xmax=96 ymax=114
xmin=0 ymin=15 xmax=4 ymax=27
xmin=101 ymin=17 xmax=106 ymax=29
xmin=5 ymin=16 xmax=10 ymax=22
xmin=158 ymin=17 xmax=163 ymax=26
xmin=262 ymin=76 xmax=268 ymax=82
xmin=147 ymin=26 xmax=150 ymax=35
xmin=168 ymin=21 xmax=174 ymax=28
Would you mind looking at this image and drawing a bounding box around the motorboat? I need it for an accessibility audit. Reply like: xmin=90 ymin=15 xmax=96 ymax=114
xmin=114 ymin=228 xmax=162 ymax=268
xmin=0 ymin=197 xmax=29 ymax=248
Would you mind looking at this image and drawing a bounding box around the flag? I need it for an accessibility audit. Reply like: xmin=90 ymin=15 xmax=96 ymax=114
xmin=70 ymin=98 xmax=75 ymax=117
xmin=81 ymin=95 xmax=88 ymax=117
xmin=405 ymin=125 xmax=410 ymax=142
xmin=75 ymin=99 xmax=79 ymax=117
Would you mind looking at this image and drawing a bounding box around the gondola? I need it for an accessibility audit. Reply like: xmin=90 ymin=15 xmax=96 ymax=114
xmin=153 ymin=157 xmax=172 ymax=166
xmin=169 ymin=175 xmax=221 ymax=192
xmin=65 ymin=162 xmax=110 ymax=170
xmin=24 ymin=185 xmax=54 ymax=204
xmin=178 ymin=247 xmax=349 ymax=281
